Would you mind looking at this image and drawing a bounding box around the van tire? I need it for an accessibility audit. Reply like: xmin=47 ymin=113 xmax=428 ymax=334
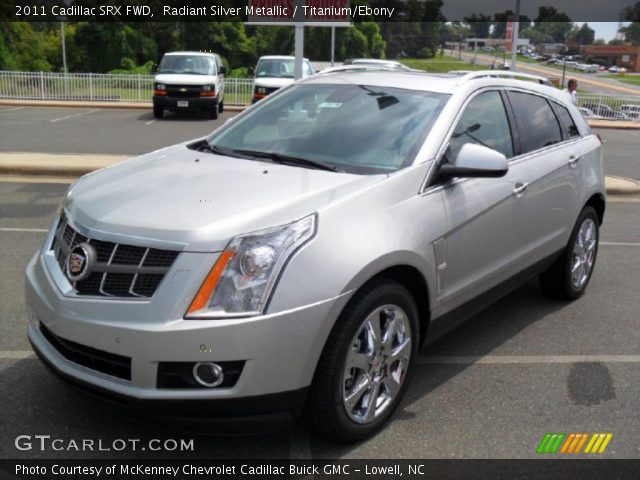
xmin=218 ymin=101 xmax=224 ymax=113
xmin=153 ymin=106 xmax=163 ymax=119
xmin=208 ymin=108 xmax=218 ymax=120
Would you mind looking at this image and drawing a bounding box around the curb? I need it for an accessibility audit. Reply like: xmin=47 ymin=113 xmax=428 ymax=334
xmin=0 ymin=99 xmax=246 ymax=111
xmin=587 ymin=119 xmax=640 ymax=130
xmin=1 ymin=154 xmax=638 ymax=198
xmin=605 ymin=176 xmax=640 ymax=195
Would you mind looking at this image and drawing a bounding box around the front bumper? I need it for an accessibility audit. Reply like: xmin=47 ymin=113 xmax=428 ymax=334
xmin=153 ymin=95 xmax=218 ymax=110
xmin=25 ymin=250 xmax=350 ymax=421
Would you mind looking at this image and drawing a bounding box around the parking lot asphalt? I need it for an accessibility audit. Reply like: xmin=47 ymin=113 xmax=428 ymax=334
xmin=1 ymin=180 xmax=640 ymax=460
xmin=0 ymin=106 xmax=637 ymax=183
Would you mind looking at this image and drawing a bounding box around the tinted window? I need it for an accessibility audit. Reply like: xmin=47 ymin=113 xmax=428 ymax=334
xmin=448 ymin=91 xmax=513 ymax=161
xmin=509 ymin=92 xmax=562 ymax=153
xmin=158 ymin=55 xmax=216 ymax=75
xmin=552 ymin=103 xmax=579 ymax=139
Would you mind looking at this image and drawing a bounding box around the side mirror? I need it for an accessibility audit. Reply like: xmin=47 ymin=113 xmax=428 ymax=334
xmin=439 ymin=143 xmax=508 ymax=179
xmin=219 ymin=66 xmax=227 ymax=75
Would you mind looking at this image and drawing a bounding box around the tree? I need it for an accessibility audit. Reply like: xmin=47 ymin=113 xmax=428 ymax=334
xmin=463 ymin=13 xmax=492 ymax=38
xmin=533 ymin=7 xmax=573 ymax=43
xmin=567 ymin=23 xmax=595 ymax=46
xmin=621 ymin=2 xmax=640 ymax=44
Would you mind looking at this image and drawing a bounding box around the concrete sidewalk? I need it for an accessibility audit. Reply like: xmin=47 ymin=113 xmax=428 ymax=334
xmin=1 ymin=152 xmax=638 ymax=197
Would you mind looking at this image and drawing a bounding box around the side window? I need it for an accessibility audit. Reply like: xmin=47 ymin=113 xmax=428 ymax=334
xmin=448 ymin=91 xmax=514 ymax=163
xmin=552 ymin=103 xmax=580 ymax=139
xmin=508 ymin=91 xmax=562 ymax=153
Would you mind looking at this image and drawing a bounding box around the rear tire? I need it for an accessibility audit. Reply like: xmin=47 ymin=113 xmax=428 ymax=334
xmin=309 ymin=279 xmax=419 ymax=442
xmin=540 ymin=206 xmax=599 ymax=300
xmin=208 ymin=107 xmax=218 ymax=120
xmin=153 ymin=106 xmax=163 ymax=119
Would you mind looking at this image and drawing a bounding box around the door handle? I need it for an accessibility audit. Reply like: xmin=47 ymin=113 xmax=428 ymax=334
xmin=569 ymin=155 xmax=580 ymax=168
xmin=513 ymin=182 xmax=528 ymax=198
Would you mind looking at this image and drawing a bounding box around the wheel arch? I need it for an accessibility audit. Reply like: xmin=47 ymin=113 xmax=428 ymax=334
xmin=584 ymin=193 xmax=605 ymax=225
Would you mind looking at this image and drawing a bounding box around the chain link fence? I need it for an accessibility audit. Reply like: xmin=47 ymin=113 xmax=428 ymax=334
xmin=0 ymin=71 xmax=254 ymax=106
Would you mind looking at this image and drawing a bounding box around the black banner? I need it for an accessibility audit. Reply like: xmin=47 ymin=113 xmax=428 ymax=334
xmin=2 ymin=459 xmax=640 ymax=480
xmin=3 ymin=0 xmax=639 ymax=22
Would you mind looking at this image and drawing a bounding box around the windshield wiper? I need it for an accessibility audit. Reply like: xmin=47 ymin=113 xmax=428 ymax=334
xmin=188 ymin=140 xmax=254 ymax=159
xmin=234 ymin=149 xmax=342 ymax=172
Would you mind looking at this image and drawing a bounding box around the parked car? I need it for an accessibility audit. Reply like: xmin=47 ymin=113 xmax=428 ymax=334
xmin=26 ymin=69 xmax=605 ymax=442
xmin=252 ymin=55 xmax=314 ymax=103
xmin=582 ymin=102 xmax=630 ymax=120
xmin=152 ymin=51 xmax=226 ymax=119
xmin=578 ymin=107 xmax=604 ymax=119
xmin=620 ymin=104 xmax=640 ymax=120
xmin=608 ymin=66 xmax=627 ymax=74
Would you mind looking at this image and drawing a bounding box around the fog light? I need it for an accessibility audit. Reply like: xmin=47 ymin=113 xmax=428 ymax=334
xmin=192 ymin=362 xmax=224 ymax=387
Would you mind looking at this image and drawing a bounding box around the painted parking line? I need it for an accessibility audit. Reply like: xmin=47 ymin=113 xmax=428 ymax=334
xmin=416 ymin=355 xmax=640 ymax=365
xmin=600 ymin=241 xmax=640 ymax=246
xmin=0 ymin=107 xmax=25 ymax=113
xmin=0 ymin=227 xmax=48 ymax=233
xmin=146 ymin=119 xmax=157 ymax=125
xmin=50 ymin=109 xmax=98 ymax=123
xmin=0 ymin=351 xmax=33 ymax=359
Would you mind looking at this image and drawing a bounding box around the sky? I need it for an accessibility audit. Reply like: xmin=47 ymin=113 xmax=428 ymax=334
xmin=587 ymin=22 xmax=625 ymax=41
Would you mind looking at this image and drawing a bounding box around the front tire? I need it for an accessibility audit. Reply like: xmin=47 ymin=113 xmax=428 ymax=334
xmin=153 ymin=105 xmax=163 ymax=119
xmin=309 ymin=279 xmax=419 ymax=442
xmin=208 ymin=107 xmax=218 ymax=120
xmin=540 ymin=206 xmax=599 ymax=300
xmin=218 ymin=100 xmax=224 ymax=113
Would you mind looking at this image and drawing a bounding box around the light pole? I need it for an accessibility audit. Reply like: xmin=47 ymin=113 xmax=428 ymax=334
xmin=510 ymin=0 xmax=521 ymax=71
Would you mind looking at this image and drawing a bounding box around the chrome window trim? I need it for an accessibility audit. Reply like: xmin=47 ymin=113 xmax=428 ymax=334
xmin=420 ymin=85 xmax=587 ymax=195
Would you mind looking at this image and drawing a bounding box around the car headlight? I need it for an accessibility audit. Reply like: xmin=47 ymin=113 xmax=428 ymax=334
xmin=256 ymin=87 xmax=266 ymax=94
xmin=202 ymin=85 xmax=214 ymax=91
xmin=155 ymin=83 xmax=166 ymax=90
xmin=186 ymin=214 xmax=316 ymax=319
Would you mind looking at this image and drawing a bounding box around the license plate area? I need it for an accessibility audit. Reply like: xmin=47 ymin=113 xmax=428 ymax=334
xmin=177 ymin=100 xmax=189 ymax=107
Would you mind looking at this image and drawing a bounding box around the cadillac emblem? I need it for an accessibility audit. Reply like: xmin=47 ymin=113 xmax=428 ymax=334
xmin=65 ymin=243 xmax=96 ymax=282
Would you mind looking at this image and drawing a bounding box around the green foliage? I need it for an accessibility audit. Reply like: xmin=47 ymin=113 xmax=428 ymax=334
xmin=0 ymin=22 xmax=51 ymax=71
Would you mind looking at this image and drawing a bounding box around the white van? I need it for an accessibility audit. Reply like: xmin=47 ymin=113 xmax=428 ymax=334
xmin=252 ymin=55 xmax=314 ymax=103
xmin=153 ymin=51 xmax=226 ymax=119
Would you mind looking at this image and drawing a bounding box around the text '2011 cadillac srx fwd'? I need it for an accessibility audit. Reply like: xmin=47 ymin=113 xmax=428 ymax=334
xmin=26 ymin=69 xmax=605 ymax=442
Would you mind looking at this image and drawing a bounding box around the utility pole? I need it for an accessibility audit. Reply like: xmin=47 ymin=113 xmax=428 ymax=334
xmin=331 ymin=26 xmax=335 ymax=67
xmin=510 ymin=0 xmax=521 ymax=71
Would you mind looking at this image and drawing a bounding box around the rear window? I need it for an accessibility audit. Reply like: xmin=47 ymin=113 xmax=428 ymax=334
xmin=552 ymin=103 xmax=580 ymax=139
xmin=508 ymin=91 xmax=562 ymax=153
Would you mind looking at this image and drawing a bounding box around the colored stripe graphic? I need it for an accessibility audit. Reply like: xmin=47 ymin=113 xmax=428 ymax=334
xmin=537 ymin=433 xmax=565 ymax=453
xmin=539 ymin=433 xmax=613 ymax=454
xmin=584 ymin=433 xmax=613 ymax=454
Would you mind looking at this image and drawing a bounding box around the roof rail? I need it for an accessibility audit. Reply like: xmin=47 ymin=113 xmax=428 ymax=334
xmin=452 ymin=70 xmax=553 ymax=86
xmin=317 ymin=65 xmax=415 ymax=75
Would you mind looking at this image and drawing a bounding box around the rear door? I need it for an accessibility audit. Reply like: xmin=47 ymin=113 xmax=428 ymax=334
xmin=505 ymin=90 xmax=583 ymax=264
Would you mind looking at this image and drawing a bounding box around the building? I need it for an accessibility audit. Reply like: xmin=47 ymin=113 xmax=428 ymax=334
xmin=464 ymin=38 xmax=530 ymax=51
xmin=583 ymin=45 xmax=640 ymax=72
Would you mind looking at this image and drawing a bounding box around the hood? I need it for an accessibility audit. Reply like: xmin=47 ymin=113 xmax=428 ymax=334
xmin=65 ymin=144 xmax=384 ymax=252
xmin=154 ymin=73 xmax=218 ymax=85
xmin=254 ymin=77 xmax=294 ymax=89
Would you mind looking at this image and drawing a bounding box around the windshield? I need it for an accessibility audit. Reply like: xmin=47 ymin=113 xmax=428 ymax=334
xmin=208 ymin=84 xmax=449 ymax=174
xmin=256 ymin=59 xmax=295 ymax=78
xmin=158 ymin=55 xmax=216 ymax=75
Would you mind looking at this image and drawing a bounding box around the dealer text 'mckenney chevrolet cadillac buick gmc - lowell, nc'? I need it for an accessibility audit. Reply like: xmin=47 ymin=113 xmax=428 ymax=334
xmin=26 ymin=68 xmax=605 ymax=441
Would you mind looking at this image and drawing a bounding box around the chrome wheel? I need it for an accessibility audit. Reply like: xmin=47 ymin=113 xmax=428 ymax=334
xmin=342 ymin=305 xmax=412 ymax=424
xmin=570 ymin=217 xmax=597 ymax=289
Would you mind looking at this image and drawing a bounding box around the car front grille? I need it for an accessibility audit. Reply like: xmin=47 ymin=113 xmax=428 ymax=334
xmin=40 ymin=322 xmax=132 ymax=381
xmin=166 ymin=85 xmax=202 ymax=98
xmin=50 ymin=216 xmax=179 ymax=298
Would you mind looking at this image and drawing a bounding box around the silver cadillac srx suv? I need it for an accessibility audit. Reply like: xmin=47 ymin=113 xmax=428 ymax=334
xmin=26 ymin=69 xmax=605 ymax=442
